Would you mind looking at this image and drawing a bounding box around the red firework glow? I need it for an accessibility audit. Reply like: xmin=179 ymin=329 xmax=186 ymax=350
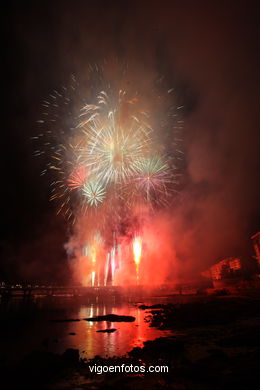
xmin=67 ymin=165 xmax=89 ymax=189
xmin=68 ymin=213 xmax=177 ymax=287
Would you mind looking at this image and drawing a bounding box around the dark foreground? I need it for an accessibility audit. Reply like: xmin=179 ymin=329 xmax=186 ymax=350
xmin=1 ymin=294 xmax=260 ymax=390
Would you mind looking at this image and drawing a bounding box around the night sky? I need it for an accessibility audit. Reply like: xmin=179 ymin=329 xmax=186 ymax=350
xmin=1 ymin=0 xmax=260 ymax=283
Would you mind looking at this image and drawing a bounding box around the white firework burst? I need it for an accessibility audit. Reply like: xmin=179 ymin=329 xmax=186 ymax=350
xmin=82 ymin=181 xmax=106 ymax=207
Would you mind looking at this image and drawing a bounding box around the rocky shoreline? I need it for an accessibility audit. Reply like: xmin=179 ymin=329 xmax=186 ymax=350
xmin=2 ymin=295 xmax=260 ymax=389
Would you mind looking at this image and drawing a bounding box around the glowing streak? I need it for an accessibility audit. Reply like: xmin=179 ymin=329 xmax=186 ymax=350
xmin=111 ymin=246 xmax=116 ymax=282
xmin=91 ymin=244 xmax=97 ymax=286
xmin=105 ymin=253 xmax=110 ymax=286
xmin=91 ymin=271 xmax=95 ymax=287
xmin=133 ymin=236 xmax=142 ymax=282
xmin=91 ymin=246 xmax=96 ymax=265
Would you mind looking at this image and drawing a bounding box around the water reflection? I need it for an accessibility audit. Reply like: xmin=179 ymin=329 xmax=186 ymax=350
xmin=57 ymin=301 xmax=170 ymax=358
xmin=0 ymin=297 xmax=171 ymax=363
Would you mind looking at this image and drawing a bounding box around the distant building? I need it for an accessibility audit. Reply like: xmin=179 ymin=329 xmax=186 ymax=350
xmin=209 ymin=257 xmax=241 ymax=281
xmin=201 ymin=231 xmax=260 ymax=287
xmin=201 ymin=257 xmax=242 ymax=289
xmin=251 ymin=232 xmax=260 ymax=266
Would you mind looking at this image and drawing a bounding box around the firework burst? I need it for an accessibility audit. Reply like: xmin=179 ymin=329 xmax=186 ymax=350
xmin=82 ymin=181 xmax=106 ymax=207
xmin=77 ymin=90 xmax=152 ymax=186
xmin=133 ymin=156 xmax=173 ymax=204
xmin=34 ymin=66 xmax=183 ymax=225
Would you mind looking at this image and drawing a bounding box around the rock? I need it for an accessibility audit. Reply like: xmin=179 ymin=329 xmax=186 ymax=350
xmin=84 ymin=314 xmax=135 ymax=322
xmin=139 ymin=304 xmax=166 ymax=310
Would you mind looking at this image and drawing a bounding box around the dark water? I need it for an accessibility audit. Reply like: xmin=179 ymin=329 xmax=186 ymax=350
xmin=0 ymin=296 xmax=172 ymax=365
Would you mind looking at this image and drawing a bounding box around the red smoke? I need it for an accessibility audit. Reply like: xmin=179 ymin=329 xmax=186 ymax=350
xmin=66 ymin=211 xmax=178 ymax=287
